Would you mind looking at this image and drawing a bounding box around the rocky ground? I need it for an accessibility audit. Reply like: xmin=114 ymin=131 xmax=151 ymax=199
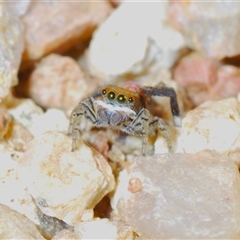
xmin=1 ymin=1 xmax=240 ymax=239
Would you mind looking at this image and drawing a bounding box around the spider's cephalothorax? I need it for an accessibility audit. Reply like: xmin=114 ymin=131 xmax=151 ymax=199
xmin=68 ymin=84 xmax=181 ymax=155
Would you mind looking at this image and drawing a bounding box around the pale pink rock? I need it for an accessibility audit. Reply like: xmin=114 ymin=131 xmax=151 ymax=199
xmin=178 ymin=98 xmax=240 ymax=166
xmin=169 ymin=1 xmax=240 ymax=59
xmin=174 ymin=53 xmax=240 ymax=105
xmin=209 ymin=65 xmax=240 ymax=100
xmin=0 ymin=203 xmax=45 ymax=239
xmin=22 ymin=1 xmax=112 ymax=61
xmin=29 ymin=54 xmax=99 ymax=114
xmin=173 ymin=53 xmax=218 ymax=105
xmin=116 ymin=151 xmax=240 ymax=239
xmin=19 ymin=131 xmax=115 ymax=226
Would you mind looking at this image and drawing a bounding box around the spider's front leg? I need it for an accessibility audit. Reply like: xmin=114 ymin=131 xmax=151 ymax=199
xmin=126 ymin=108 xmax=171 ymax=155
xmin=141 ymin=86 xmax=181 ymax=126
xmin=68 ymin=103 xmax=85 ymax=151
xmin=68 ymin=97 xmax=99 ymax=151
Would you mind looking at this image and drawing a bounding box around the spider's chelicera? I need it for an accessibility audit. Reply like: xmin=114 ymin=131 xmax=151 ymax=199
xmin=68 ymin=84 xmax=181 ymax=155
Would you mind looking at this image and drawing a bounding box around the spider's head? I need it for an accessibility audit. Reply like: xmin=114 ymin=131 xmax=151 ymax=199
xmin=101 ymin=85 xmax=142 ymax=113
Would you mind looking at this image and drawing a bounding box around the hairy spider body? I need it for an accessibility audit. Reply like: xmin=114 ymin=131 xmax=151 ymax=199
xmin=69 ymin=84 xmax=181 ymax=155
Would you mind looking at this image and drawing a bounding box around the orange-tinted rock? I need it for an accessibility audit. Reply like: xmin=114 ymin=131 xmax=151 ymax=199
xmin=28 ymin=54 xmax=99 ymax=114
xmin=22 ymin=1 xmax=112 ymax=61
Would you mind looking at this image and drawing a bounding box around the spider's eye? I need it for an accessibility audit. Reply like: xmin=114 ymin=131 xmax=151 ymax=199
xmin=128 ymin=97 xmax=134 ymax=103
xmin=117 ymin=94 xmax=126 ymax=103
xmin=107 ymin=91 xmax=115 ymax=100
xmin=102 ymin=89 xmax=107 ymax=95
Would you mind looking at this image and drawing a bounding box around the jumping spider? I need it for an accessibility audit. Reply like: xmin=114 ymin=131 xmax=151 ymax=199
xmin=68 ymin=84 xmax=181 ymax=155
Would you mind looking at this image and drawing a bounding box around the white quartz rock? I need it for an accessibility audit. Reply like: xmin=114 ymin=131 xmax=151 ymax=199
xmin=0 ymin=145 xmax=40 ymax=225
xmin=29 ymin=108 xmax=69 ymax=137
xmin=88 ymin=2 xmax=185 ymax=81
xmin=19 ymin=131 xmax=115 ymax=226
xmin=115 ymin=151 xmax=240 ymax=239
xmin=74 ymin=218 xmax=134 ymax=240
xmin=177 ymin=98 xmax=240 ymax=165
xmin=0 ymin=1 xmax=24 ymax=100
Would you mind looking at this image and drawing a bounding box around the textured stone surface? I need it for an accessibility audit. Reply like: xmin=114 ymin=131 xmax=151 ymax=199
xmin=22 ymin=1 xmax=112 ymax=61
xmin=0 ymin=145 xmax=40 ymax=224
xmin=88 ymin=2 xmax=185 ymax=81
xmin=19 ymin=131 xmax=115 ymax=225
xmin=0 ymin=203 xmax=44 ymax=239
xmin=169 ymin=1 xmax=240 ymax=59
xmin=0 ymin=2 xmax=24 ymax=100
xmin=178 ymin=98 xmax=240 ymax=165
xmin=115 ymin=151 xmax=240 ymax=239
xmin=74 ymin=218 xmax=134 ymax=239
xmin=28 ymin=54 xmax=99 ymax=114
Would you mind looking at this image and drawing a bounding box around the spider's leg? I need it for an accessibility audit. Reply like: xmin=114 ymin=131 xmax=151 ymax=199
xmin=69 ymin=97 xmax=99 ymax=151
xmin=149 ymin=116 xmax=172 ymax=152
xmin=125 ymin=108 xmax=150 ymax=155
xmin=68 ymin=103 xmax=85 ymax=151
xmin=141 ymin=86 xmax=181 ymax=126
xmin=82 ymin=97 xmax=100 ymax=125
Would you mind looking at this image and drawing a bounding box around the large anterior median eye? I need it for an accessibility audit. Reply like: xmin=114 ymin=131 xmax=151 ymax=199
xmin=117 ymin=94 xmax=126 ymax=103
xmin=107 ymin=91 xmax=115 ymax=100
